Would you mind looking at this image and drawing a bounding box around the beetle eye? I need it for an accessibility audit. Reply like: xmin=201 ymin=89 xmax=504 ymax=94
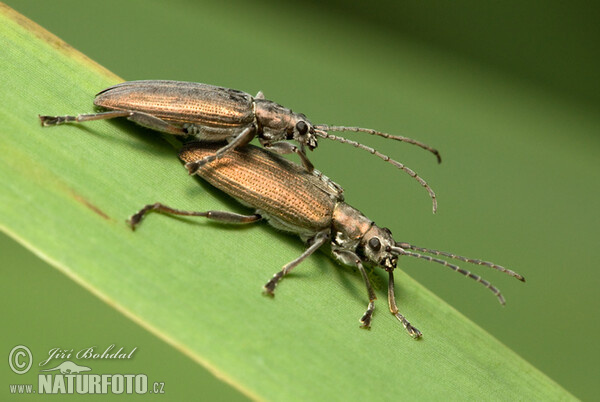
xmin=296 ymin=121 xmax=308 ymax=135
xmin=368 ymin=237 xmax=381 ymax=251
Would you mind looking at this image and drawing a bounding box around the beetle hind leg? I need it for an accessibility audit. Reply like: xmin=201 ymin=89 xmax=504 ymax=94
xmin=126 ymin=111 xmax=188 ymax=136
xmin=39 ymin=110 xmax=132 ymax=126
xmin=40 ymin=109 xmax=189 ymax=137
xmin=127 ymin=202 xmax=262 ymax=229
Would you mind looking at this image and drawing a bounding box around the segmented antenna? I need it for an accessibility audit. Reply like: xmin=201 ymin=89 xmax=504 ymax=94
xmin=391 ymin=246 xmax=506 ymax=305
xmin=315 ymin=125 xmax=442 ymax=163
xmin=396 ymin=242 xmax=525 ymax=282
xmin=314 ymin=129 xmax=437 ymax=213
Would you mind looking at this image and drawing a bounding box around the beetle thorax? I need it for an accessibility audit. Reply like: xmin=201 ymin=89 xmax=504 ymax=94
xmin=331 ymin=203 xmax=373 ymax=252
xmin=254 ymin=99 xmax=296 ymax=138
xmin=254 ymin=99 xmax=317 ymax=149
xmin=331 ymin=203 xmax=398 ymax=270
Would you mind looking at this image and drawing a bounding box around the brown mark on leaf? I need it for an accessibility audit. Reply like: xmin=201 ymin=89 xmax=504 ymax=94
xmin=71 ymin=192 xmax=111 ymax=221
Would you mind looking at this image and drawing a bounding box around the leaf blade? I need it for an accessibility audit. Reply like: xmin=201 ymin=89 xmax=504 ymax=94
xmin=0 ymin=5 xmax=573 ymax=400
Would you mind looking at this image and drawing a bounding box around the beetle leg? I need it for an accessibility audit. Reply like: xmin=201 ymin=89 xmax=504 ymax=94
xmin=127 ymin=202 xmax=262 ymax=230
xmin=263 ymin=230 xmax=329 ymax=295
xmin=312 ymin=168 xmax=345 ymax=199
xmin=357 ymin=261 xmax=376 ymax=329
xmin=387 ymin=270 xmax=422 ymax=339
xmin=332 ymin=249 xmax=376 ymax=328
xmin=40 ymin=110 xmax=188 ymax=136
xmin=126 ymin=111 xmax=188 ymax=135
xmin=40 ymin=110 xmax=132 ymax=126
xmin=263 ymin=141 xmax=315 ymax=172
xmin=185 ymin=126 xmax=256 ymax=174
xmin=263 ymin=142 xmax=345 ymax=197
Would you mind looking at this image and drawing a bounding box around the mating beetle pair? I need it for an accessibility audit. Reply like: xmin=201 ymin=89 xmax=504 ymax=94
xmin=40 ymin=80 xmax=524 ymax=338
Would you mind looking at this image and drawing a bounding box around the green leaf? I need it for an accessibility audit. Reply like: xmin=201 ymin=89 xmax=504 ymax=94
xmin=0 ymin=5 xmax=573 ymax=400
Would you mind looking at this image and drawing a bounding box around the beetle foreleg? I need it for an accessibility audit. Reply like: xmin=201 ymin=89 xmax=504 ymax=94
xmin=333 ymin=249 xmax=377 ymax=329
xmin=263 ymin=141 xmax=315 ymax=172
xmin=127 ymin=202 xmax=262 ymax=229
xmin=357 ymin=262 xmax=376 ymax=329
xmin=263 ymin=230 xmax=329 ymax=296
xmin=185 ymin=126 xmax=256 ymax=174
xmin=387 ymin=270 xmax=422 ymax=339
xmin=263 ymin=142 xmax=345 ymax=197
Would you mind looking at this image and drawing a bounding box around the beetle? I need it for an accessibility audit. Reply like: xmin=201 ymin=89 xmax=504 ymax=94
xmin=128 ymin=142 xmax=524 ymax=338
xmin=39 ymin=80 xmax=441 ymax=211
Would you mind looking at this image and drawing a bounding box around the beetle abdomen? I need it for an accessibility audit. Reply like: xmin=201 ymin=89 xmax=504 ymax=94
xmin=179 ymin=143 xmax=336 ymax=232
xmin=94 ymin=80 xmax=255 ymax=128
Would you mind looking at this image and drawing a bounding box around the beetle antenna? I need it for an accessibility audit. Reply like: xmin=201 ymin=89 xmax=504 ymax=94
xmin=390 ymin=246 xmax=506 ymax=305
xmin=315 ymin=125 xmax=441 ymax=163
xmin=396 ymin=242 xmax=525 ymax=282
xmin=314 ymin=129 xmax=437 ymax=213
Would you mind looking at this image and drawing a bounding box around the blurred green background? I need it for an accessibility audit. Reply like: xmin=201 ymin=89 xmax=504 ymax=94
xmin=1 ymin=0 xmax=598 ymax=400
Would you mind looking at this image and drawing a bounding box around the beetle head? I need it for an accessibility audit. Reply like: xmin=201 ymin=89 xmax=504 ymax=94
xmin=360 ymin=225 xmax=398 ymax=271
xmin=290 ymin=116 xmax=318 ymax=151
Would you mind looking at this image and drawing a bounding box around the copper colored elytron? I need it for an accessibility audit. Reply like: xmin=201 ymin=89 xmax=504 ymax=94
xmin=39 ymin=80 xmax=442 ymax=212
xmin=95 ymin=81 xmax=255 ymax=128
xmin=179 ymin=142 xmax=335 ymax=234
xmin=128 ymin=143 xmax=525 ymax=338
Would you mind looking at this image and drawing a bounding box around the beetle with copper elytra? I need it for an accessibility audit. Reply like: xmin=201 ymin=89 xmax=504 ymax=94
xmin=39 ymin=80 xmax=441 ymax=211
xmin=128 ymin=142 xmax=525 ymax=338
